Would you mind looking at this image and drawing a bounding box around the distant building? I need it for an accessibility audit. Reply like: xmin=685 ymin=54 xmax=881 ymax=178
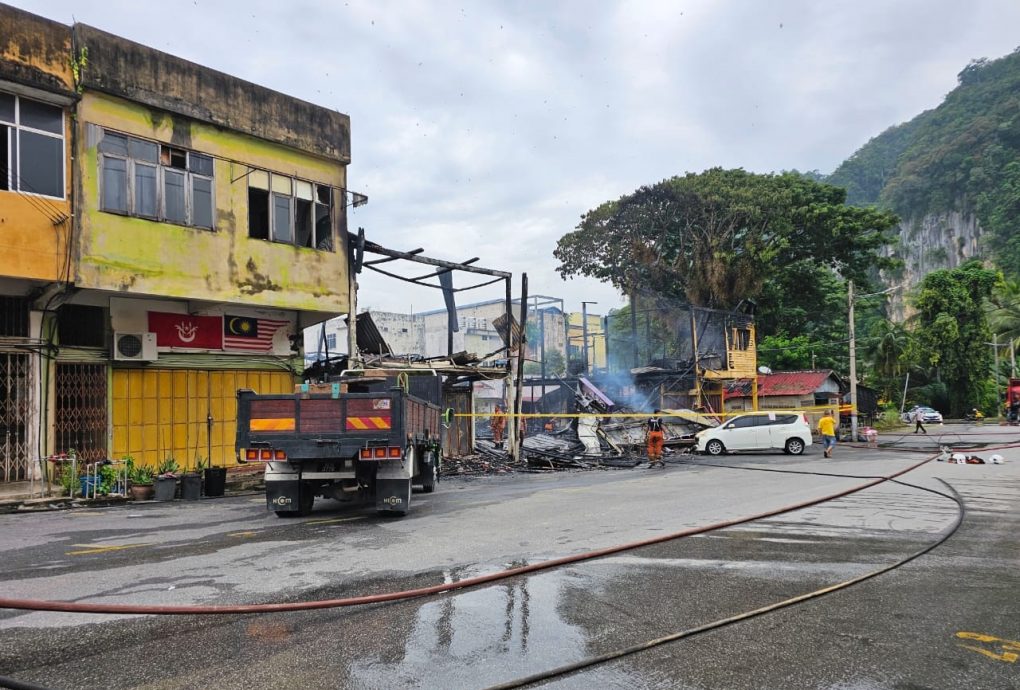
xmin=567 ymin=311 xmax=607 ymax=373
xmin=304 ymin=296 xmax=569 ymax=374
xmin=724 ymin=370 xmax=842 ymax=425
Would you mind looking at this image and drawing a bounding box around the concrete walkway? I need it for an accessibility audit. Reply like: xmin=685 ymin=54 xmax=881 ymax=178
xmin=0 ymin=466 xmax=266 ymax=514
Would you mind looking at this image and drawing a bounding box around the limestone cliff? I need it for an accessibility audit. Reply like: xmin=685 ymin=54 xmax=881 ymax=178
xmin=883 ymin=208 xmax=984 ymax=321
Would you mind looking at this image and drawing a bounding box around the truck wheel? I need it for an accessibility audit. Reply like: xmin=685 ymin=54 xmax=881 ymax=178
xmin=421 ymin=452 xmax=438 ymax=494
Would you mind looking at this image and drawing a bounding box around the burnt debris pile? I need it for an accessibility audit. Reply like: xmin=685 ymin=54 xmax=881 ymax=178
xmin=446 ymin=376 xmax=717 ymax=476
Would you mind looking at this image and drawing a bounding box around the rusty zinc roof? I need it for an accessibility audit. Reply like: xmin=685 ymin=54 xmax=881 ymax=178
xmin=724 ymin=370 xmax=840 ymax=398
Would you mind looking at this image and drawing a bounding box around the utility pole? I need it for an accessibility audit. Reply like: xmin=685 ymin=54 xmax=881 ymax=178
xmin=630 ymin=291 xmax=639 ymax=368
xmin=581 ymin=301 xmax=597 ymax=375
xmin=993 ymin=332 xmax=1000 ymax=417
xmin=848 ymin=280 xmax=858 ymax=443
xmin=602 ymin=315 xmax=610 ymax=373
xmin=539 ymin=306 xmax=546 ymax=380
xmin=690 ymin=308 xmax=701 ymax=409
xmin=1011 ymin=337 xmax=1016 ymax=378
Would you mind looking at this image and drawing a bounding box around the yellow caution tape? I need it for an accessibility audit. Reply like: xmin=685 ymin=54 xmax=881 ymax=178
xmin=455 ymin=406 xmax=858 ymax=419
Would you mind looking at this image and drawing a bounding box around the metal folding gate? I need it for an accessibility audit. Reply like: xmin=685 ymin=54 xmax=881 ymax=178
xmin=55 ymin=363 xmax=108 ymax=464
xmin=0 ymin=353 xmax=32 ymax=482
xmin=111 ymin=368 xmax=295 ymax=469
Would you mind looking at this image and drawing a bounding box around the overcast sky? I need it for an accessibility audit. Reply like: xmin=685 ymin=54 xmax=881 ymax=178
xmin=17 ymin=0 xmax=1020 ymax=316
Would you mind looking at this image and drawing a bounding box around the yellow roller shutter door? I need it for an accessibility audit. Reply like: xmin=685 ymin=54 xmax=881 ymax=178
xmin=111 ymin=369 xmax=294 ymax=469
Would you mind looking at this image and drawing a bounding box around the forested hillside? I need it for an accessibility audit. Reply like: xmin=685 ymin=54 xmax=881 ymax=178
xmin=828 ymin=46 xmax=1020 ymax=282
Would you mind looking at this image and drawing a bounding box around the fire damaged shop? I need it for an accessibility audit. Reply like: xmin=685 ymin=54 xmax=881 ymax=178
xmin=444 ymin=302 xmax=762 ymax=473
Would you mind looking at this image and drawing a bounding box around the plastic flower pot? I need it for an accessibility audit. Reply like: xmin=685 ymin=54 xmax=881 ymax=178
xmin=153 ymin=476 xmax=177 ymax=502
xmin=203 ymin=467 xmax=227 ymax=497
xmin=180 ymin=473 xmax=202 ymax=501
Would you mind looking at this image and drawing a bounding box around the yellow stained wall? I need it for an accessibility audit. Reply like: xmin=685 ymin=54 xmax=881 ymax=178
xmin=75 ymin=92 xmax=349 ymax=312
xmin=0 ymin=173 xmax=73 ymax=282
xmin=0 ymin=105 xmax=73 ymax=283
xmin=110 ymin=368 xmax=295 ymax=469
xmin=0 ymin=7 xmax=74 ymax=282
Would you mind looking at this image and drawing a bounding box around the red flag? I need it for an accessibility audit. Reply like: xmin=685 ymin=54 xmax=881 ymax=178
xmin=147 ymin=312 xmax=223 ymax=349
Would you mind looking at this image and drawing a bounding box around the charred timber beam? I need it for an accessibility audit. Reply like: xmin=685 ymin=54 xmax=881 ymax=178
xmin=363 ymin=241 xmax=511 ymax=278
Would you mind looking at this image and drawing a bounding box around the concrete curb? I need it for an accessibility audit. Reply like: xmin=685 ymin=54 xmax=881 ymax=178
xmin=0 ymin=483 xmax=265 ymax=515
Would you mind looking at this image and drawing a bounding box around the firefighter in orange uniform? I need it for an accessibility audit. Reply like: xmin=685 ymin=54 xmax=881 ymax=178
xmin=646 ymin=409 xmax=665 ymax=467
xmin=491 ymin=404 xmax=507 ymax=448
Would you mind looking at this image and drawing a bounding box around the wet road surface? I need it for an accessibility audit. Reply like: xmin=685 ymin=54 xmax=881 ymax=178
xmin=0 ymin=425 xmax=1018 ymax=689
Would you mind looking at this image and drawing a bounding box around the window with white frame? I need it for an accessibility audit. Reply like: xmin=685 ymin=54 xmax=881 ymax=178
xmin=247 ymin=169 xmax=333 ymax=251
xmin=97 ymin=128 xmax=214 ymax=229
xmin=0 ymin=92 xmax=65 ymax=198
xmin=325 ymin=333 xmax=337 ymax=349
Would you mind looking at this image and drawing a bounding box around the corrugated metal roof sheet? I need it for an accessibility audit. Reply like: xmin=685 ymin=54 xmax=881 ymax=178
xmin=356 ymin=312 xmax=391 ymax=355
xmin=725 ymin=370 xmax=839 ymax=397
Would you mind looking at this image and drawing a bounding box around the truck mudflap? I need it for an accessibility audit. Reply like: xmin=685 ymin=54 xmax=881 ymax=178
xmin=376 ymin=451 xmax=413 ymax=514
xmin=267 ymin=479 xmax=301 ymax=513
xmin=265 ymin=463 xmax=313 ymax=516
xmin=376 ymin=477 xmax=411 ymax=515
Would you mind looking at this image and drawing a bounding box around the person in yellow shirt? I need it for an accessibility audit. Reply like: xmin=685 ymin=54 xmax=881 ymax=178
xmin=818 ymin=410 xmax=837 ymax=458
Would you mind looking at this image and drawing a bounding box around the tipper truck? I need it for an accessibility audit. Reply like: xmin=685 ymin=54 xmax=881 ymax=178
xmin=235 ymin=374 xmax=443 ymax=516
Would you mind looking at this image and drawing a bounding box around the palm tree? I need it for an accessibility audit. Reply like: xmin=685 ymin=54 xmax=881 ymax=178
xmin=865 ymin=320 xmax=911 ymax=400
xmin=988 ymin=279 xmax=1020 ymax=345
xmin=987 ymin=280 xmax=1020 ymax=392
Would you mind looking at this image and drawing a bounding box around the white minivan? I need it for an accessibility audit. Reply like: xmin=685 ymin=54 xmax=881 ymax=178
xmin=695 ymin=411 xmax=813 ymax=456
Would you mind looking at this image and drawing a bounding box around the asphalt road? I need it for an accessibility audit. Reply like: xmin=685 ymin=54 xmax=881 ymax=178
xmin=0 ymin=424 xmax=1018 ymax=689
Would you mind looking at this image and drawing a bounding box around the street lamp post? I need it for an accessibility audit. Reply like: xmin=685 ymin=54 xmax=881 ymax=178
xmin=581 ymin=301 xmax=597 ymax=375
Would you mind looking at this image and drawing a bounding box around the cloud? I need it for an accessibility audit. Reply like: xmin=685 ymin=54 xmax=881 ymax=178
xmin=16 ymin=0 xmax=1020 ymax=318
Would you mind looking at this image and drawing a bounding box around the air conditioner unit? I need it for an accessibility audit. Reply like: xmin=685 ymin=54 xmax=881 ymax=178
xmin=113 ymin=332 xmax=158 ymax=362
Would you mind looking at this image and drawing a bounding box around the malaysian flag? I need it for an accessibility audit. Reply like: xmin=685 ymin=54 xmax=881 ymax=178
xmin=223 ymin=315 xmax=289 ymax=351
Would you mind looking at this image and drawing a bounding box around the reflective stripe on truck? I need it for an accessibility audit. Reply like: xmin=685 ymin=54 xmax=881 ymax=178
xmin=250 ymin=417 xmax=296 ymax=431
xmin=346 ymin=416 xmax=392 ymax=430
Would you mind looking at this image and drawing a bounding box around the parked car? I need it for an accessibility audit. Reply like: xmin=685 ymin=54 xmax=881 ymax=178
xmin=695 ymin=412 xmax=813 ymax=456
xmin=901 ymin=406 xmax=944 ymax=424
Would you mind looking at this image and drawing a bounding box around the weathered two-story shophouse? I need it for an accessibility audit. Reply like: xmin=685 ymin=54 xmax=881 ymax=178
xmin=0 ymin=4 xmax=354 ymax=479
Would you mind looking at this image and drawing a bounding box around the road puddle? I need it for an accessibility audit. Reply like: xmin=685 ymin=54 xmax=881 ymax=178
xmin=349 ymin=566 xmax=589 ymax=687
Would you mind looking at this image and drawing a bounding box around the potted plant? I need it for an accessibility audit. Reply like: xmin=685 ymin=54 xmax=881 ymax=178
xmin=180 ymin=455 xmax=204 ymax=501
xmin=58 ymin=460 xmax=79 ymax=497
xmin=153 ymin=456 xmax=179 ymax=502
xmin=96 ymin=461 xmax=127 ymax=496
xmin=127 ymin=457 xmax=155 ymax=501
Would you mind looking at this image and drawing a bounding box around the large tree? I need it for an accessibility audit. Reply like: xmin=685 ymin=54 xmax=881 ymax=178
xmin=554 ymin=169 xmax=899 ymax=311
xmin=907 ymin=260 xmax=1000 ymax=415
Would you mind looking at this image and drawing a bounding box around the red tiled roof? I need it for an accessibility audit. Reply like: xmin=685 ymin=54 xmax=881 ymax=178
xmin=725 ymin=370 xmax=839 ymax=398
